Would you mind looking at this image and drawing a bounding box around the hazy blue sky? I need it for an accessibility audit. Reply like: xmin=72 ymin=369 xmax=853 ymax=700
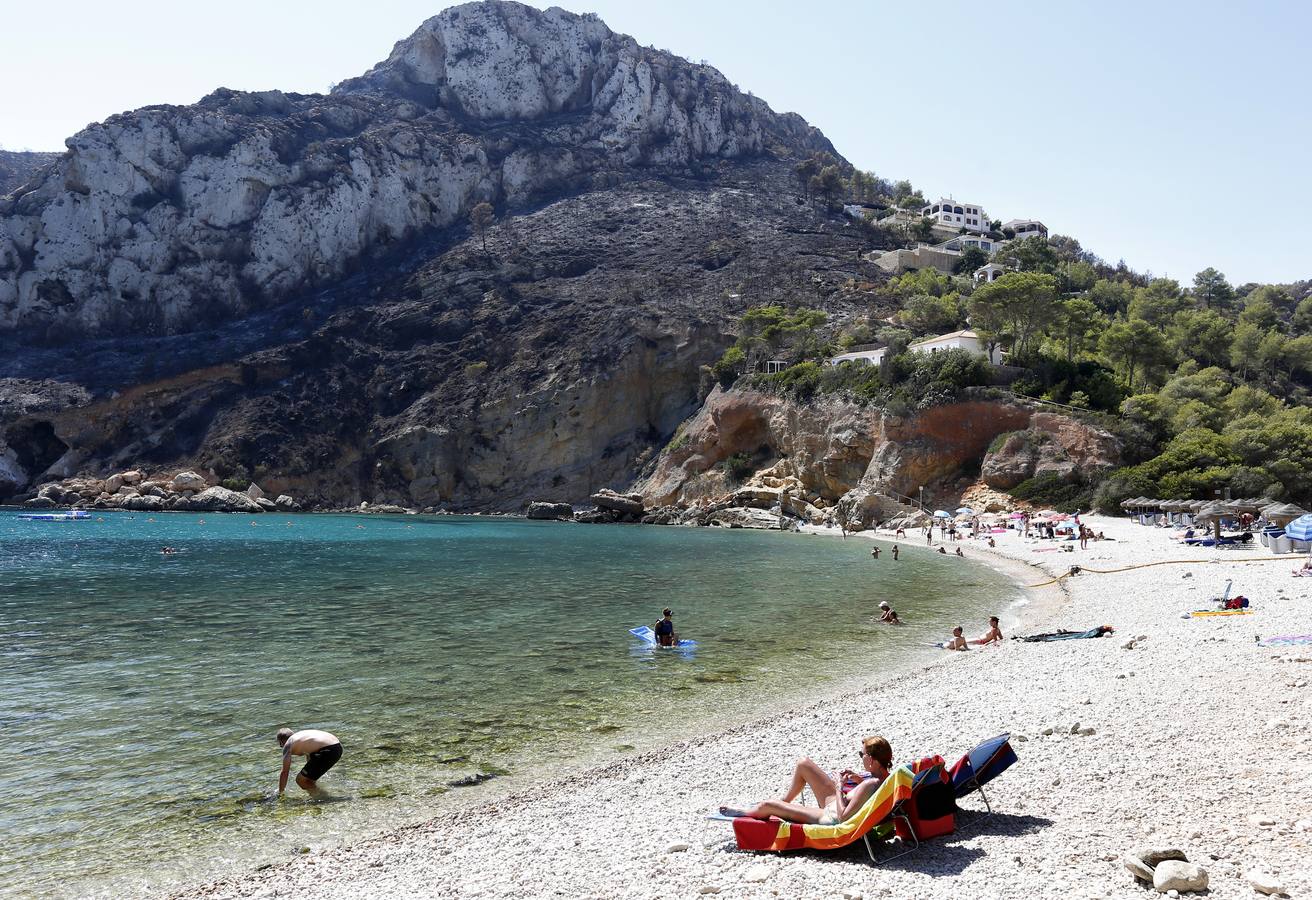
xmin=3 ymin=1 xmax=1308 ymax=284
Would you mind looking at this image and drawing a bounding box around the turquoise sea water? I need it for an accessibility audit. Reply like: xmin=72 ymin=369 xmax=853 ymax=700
xmin=0 ymin=511 xmax=1018 ymax=896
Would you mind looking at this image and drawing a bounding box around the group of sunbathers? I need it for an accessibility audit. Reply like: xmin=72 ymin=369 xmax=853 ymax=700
xmin=942 ymin=616 xmax=1002 ymax=650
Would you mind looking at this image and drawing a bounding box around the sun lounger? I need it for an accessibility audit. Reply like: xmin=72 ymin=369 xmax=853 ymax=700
xmin=949 ymin=733 xmax=1017 ymax=821
xmin=729 ymin=765 xmax=915 ymax=862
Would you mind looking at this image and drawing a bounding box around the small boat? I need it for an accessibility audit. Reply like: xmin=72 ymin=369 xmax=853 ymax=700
xmin=17 ymin=510 xmax=93 ymax=521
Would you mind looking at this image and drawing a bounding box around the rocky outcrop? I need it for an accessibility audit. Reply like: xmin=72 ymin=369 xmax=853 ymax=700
xmin=12 ymin=467 xmax=303 ymax=513
xmin=526 ymin=500 xmax=572 ymax=520
xmin=636 ymin=386 xmax=1121 ymax=529
xmin=981 ymin=413 xmax=1121 ymax=489
xmin=591 ymin=488 xmax=644 ymax=517
xmin=0 ymin=150 xmax=60 ymax=198
xmin=0 ymin=1 xmax=831 ymax=339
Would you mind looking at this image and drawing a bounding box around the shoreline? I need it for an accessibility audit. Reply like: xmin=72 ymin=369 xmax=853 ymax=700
xmin=164 ymin=519 xmax=1044 ymax=897
xmin=183 ymin=521 xmax=1113 ymax=899
xmin=189 ymin=514 xmax=1312 ymax=898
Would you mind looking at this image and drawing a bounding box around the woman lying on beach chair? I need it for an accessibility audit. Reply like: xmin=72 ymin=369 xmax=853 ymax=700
xmin=720 ymin=736 xmax=893 ymax=825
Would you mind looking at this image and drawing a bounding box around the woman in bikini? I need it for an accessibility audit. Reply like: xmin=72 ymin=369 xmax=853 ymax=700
xmin=720 ymin=736 xmax=893 ymax=825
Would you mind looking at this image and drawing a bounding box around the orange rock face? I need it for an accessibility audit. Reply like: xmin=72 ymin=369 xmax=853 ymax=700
xmin=637 ymin=387 xmax=1121 ymax=511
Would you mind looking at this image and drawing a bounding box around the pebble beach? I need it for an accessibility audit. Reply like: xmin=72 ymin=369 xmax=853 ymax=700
xmin=193 ymin=515 xmax=1312 ymax=900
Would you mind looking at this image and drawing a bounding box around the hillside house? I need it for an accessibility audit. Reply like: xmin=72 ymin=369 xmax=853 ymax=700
xmin=829 ymin=329 xmax=1004 ymax=367
xmin=940 ymin=234 xmax=1003 ymax=254
xmin=974 ymin=263 xmax=1007 ymax=283
xmin=922 ymin=198 xmax=989 ymax=234
xmin=1002 ymin=218 xmax=1047 ymax=239
xmin=912 ymin=329 xmax=1005 ymax=365
xmin=829 ymin=342 xmax=886 ymax=366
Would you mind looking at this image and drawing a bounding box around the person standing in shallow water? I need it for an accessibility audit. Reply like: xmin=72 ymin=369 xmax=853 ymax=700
xmin=891 ymin=544 xmax=899 ymax=560
xmin=653 ymin=608 xmax=679 ymax=647
xmin=277 ymin=728 xmax=342 ymax=797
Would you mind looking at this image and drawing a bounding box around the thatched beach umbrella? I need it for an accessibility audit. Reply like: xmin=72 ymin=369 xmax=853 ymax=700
xmin=1195 ymin=502 xmax=1229 ymax=542
xmin=1265 ymin=503 xmax=1309 ymax=525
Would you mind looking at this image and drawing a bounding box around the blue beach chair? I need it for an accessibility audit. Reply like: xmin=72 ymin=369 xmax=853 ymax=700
xmin=949 ymin=733 xmax=1017 ymax=821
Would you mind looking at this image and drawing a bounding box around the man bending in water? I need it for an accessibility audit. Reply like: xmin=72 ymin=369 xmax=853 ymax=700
xmin=277 ymin=727 xmax=342 ymax=796
xmin=720 ymin=736 xmax=893 ymax=824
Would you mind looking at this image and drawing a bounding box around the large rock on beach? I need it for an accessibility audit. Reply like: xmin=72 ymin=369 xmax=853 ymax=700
xmin=189 ymin=485 xmax=265 ymax=513
xmin=122 ymin=494 xmax=165 ymax=511
xmin=591 ymin=488 xmax=644 ymax=517
xmin=526 ymin=501 xmax=573 ymax=520
xmin=1152 ymin=860 xmax=1208 ymax=893
xmin=170 ymin=471 xmax=208 ymax=493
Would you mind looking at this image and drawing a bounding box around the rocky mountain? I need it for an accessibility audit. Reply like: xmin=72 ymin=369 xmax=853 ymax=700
xmin=0 ymin=2 xmax=830 ymax=339
xmin=0 ymin=151 xmax=61 ymax=198
xmin=0 ymin=2 xmax=892 ymax=509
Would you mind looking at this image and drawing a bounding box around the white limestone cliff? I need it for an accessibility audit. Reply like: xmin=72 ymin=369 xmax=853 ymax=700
xmin=0 ymin=1 xmax=829 ymax=338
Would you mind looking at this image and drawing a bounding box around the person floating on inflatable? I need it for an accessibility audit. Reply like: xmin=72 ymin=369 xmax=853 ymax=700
xmin=653 ymin=608 xmax=680 ymax=647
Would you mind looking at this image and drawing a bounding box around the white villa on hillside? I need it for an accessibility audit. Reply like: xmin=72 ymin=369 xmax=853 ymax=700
xmin=829 ymin=329 xmax=1004 ymax=367
xmin=922 ymin=198 xmax=989 ymax=234
xmin=870 ymin=233 xmax=1004 ymax=276
xmin=974 ymin=263 xmax=1007 ymax=283
xmin=1002 ymin=218 xmax=1047 ymax=239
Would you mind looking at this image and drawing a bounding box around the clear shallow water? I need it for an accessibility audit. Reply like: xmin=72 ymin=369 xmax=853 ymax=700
xmin=0 ymin=511 xmax=1017 ymax=896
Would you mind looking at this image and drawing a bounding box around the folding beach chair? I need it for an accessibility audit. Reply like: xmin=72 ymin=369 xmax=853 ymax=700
xmin=949 ymin=733 xmax=1017 ymax=822
xmin=872 ymin=759 xmax=956 ymax=862
xmin=730 ymin=765 xmax=916 ymax=863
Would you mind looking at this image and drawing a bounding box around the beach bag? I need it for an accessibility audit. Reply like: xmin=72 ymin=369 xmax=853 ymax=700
xmin=894 ymin=756 xmax=956 ymax=841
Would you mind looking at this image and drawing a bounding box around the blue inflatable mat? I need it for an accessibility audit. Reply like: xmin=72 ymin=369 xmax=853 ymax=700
xmin=629 ymin=625 xmax=698 ymax=650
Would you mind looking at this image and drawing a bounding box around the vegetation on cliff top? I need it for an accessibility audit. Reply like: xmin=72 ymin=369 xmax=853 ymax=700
xmin=705 ymin=205 xmax=1312 ymax=509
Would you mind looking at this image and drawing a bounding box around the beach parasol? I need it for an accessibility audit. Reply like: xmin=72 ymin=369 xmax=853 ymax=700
xmin=1009 ymin=511 xmax=1026 ymax=518
xmin=933 ymin=510 xmax=952 ymax=519
xmin=1264 ymin=503 xmax=1308 ymax=525
xmin=1194 ymin=502 xmax=1229 ymax=542
xmin=1284 ymin=514 xmax=1312 ymax=542
xmin=956 ymin=506 xmax=976 ymax=516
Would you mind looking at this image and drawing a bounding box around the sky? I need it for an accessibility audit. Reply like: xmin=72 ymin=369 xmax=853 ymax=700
xmin=2 ymin=0 xmax=1309 ymax=285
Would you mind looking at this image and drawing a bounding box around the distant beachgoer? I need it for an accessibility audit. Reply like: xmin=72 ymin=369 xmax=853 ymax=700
xmin=653 ymin=608 xmax=679 ymax=647
xmin=719 ymin=736 xmax=893 ymax=825
xmin=277 ymin=728 xmax=342 ymax=796
xmin=891 ymin=544 xmax=899 ymax=560
xmin=954 ymin=547 xmax=964 ymax=557
xmin=926 ymin=530 xmax=933 ymax=545
xmin=877 ymin=601 xmax=900 ymax=625
xmin=871 ymin=545 xmax=881 ymax=559
xmin=971 ymin=616 xmax=1003 ymax=646
xmin=987 ymin=536 xmax=996 ymax=548
xmin=943 ymin=626 xmax=969 ymax=651
xmin=937 ymin=547 xmax=947 ymax=555
xmin=895 ymin=527 xmax=906 ymax=537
